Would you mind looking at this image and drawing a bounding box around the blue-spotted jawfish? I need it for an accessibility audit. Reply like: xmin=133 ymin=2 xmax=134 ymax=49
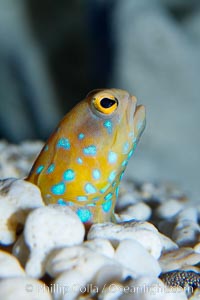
xmin=27 ymin=89 xmax=146 ymax=226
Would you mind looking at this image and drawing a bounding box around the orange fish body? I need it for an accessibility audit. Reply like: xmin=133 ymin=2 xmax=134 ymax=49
xmin=27 ymin=89 xmax=146 ymax=226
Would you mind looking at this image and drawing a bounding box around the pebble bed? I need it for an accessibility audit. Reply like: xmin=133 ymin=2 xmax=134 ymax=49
xmin=0 ymin=140 xmax=200 ymax=300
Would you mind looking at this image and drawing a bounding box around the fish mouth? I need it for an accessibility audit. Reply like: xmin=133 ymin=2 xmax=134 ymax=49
xmin=127 ymin=95 xmax=146 ymax=136
xmin=126 ymin=95 xmax=137 ymax=125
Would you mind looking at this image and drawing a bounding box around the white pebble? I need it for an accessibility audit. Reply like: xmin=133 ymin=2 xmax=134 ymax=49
xmin=53 ymin=269 xmax=90 ymax=300
xmin=88 ymin=221 xmax=162 ymax=259
xmin=176 ymin=207 xmax=198 ymax=222
xmin=0 ymin=277 xmax=52 ymax=300
xmin=116 ymin=213 xmax=133 ymax=222
xmin=115 ymin=240 xmax=161 ymax=278
xmin=23 ymin=205 xmax=85 ymax=278
xmin=158 ymin=233 xmax=178 ymax=253
xmin=116 ymin=192 xmax=137 ymax=210
xmin=94 ymin=265 xmax=123 ymax=291
xmin=45 ymin=245 xmax=115 ymax=279
xmin=140 ymin=182 xmax=165 ymax=203
xmin=0 ymin=200 xmax=17 ymax=245
xmin=0 ymin=178 xmax=44 ymax=245
xmin=159 ymin=247 xmax=200 ymax=272
xmin=46 ymin=245 xmax=123 ymax=300
xmin=172 ymin=220 xmax=200 ymax=247
xmin=172 ymin=207 xmax=200 ymax=246
xmin=119 ymin=202 xmax=151 ymax=221
xmin=193 ymin=242 xmax=200 ymax=253
xmin=0 ymin=250 xmax=25 ymax=278
xmin=180 ymin=265 xmax=200 ymax=273
xmin=141 ymin=182 xmax=157 ymax=197
xmin=156 ymin=199 xmax=184 ymax=219
xmin=84 ymin=239 xmax=115 ymax=258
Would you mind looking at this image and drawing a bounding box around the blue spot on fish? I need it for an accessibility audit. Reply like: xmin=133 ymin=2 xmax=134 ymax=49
xmin=100 ymin=183 xmax=110 ymax=194
xmin=92 ymin=169 xmax=101 ymax=180
xmin=77 ymin=208 xmax=92 ymax=222
xmin=133 ymin=137 xmax=137 ymax=143
xmin=122 ymin=160 xmax=128 ymax=167
xmin=92 ymin=197 xmax=99 ymax=201
xmin=133 ymin=142 xmax=137 ymax=150
xmin=44 ymin=145 xmax=49 ymax=151
xmin=83 ymin=145 xmax=97 ymax=156
xmin=104 ymin=192 xmax=113 ymax=201
xmin=102 ymin=199 xmax=112 ymax=212
xmin=63 ymin=169 xmax=75 ymax=181
xmin=77 ymin=196 xmax=88 ymax=201
xmin=116 ymin=186 xmax=119 ymax=197
xmin=119 ymin=171 xmax=125 ymax=181
xmin=108 ymin=170 xmax=117 ymax=183
xmin=123 ymin=141 xmax=129 ymax=154
xmin=36 ymin=165 xmax=44 ymax=174
xmin=103 ymin=120 xmax=112 ymax=134
xmin=108 ymin=151 xmax=117 ymax=164
xmin=51 ymin=182 xmax=66 ymax=195
xmin=85 ymin=183 xmax=97 ymax=194
xmin=78 ymin=133 xmax=85 ymax=140
xmin=77 ymin=157 xmax=83 ymax=164
xmin=128 ymin=149 xmax=134 ymax=160
xmin=57 ymin=199 xmax=67 ymax=206
xmin=46 ymin=163 xmax=55 ymax=174
xmin=57 ymin=137 xmax=70 ymax=150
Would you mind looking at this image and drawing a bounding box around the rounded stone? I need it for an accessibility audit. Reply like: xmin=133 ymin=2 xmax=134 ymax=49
xmin=93 ymin=264 xmax=123 ymax=291
xmin=159 ymin=247 xmax=200 ymax=272
xmin=156 ymin=199 xmax=184 ymax=219
xmin=119 ymin=202 xmax=152 ymax=221
xmin=45 ymin=245 xmax=115 ymax=279
xmin=53 ymin=270 xmax=92 ymax=300
xmin=115 ymin=240 xmax=161 ymax=278
xmin=172 ymin=220 xmax=200 ymax=247
xmin=116 ymin=192 xmax=138 ymax=210
xmin=0 ymin=178 xmax=44 ymax=245
xmin=23 ymin=205 xmax=85 ymax=278
xmin=158 ymin=233 xmax=178 ymax=253
xmin=83 ymin=238 xmax=115 ymax=258
xmin=0 ymin=250 xmax=25 ymax=279
xmin=88 ymin=221 xmax=162 ymax=259
xmin=193 ymin=242 xmax=200 ymax=253
xmin=0 ymin=277 xmax=52 ymax=300
xmin=176 ymin=207 xmax=198 ymax=223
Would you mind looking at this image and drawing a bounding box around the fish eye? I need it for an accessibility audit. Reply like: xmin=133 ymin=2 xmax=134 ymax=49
xmin=93 ymin=93 xmax=118 ymax=114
